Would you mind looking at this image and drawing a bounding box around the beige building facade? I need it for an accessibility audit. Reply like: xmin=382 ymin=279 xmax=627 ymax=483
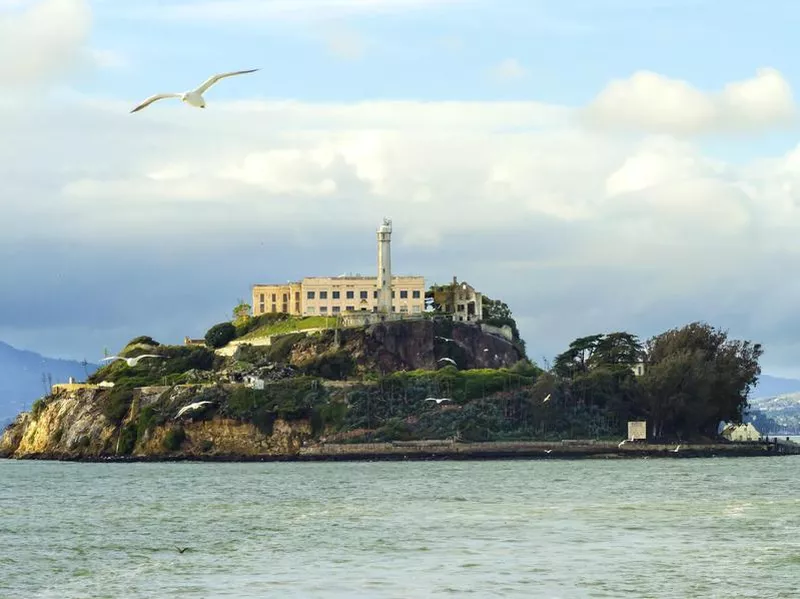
xmin=252 ymin=275 xmax=425 ymax=317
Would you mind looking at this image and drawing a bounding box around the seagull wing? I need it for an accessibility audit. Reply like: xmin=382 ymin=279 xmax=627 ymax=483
xmin=101 ymin=356 xmax=121 ymax=362
xmin=137 ymin=355 xmax=164 ymax=359
xmin=130 ymin=93 xmax=182 ymax=113
xmin=194 ymin=69 xmax=259 ymax=94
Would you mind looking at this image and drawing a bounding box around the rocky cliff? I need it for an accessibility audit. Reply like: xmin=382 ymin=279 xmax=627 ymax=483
xmin=0 ymin=319 xmax=530 ymax=461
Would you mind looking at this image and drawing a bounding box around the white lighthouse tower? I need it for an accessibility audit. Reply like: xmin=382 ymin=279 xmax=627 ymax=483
xmin=376 ymin=217 xmax=392 ymax=315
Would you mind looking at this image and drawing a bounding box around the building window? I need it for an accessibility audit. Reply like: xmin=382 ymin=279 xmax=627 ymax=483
xmin=332 ymin=291 xmax=340 ymax=299
xmin=400 ymin=305 xmax=408 ymax=312
xmin=412 ymin=290 xmax=420 ymax=299
xmin=307 ymin=291 xmax=315 ymax=299
xmin=373 ymin=291 xmax=378 ymax=299
xmin=259 ymin=303 xmax=265 ymax=313
xmin=307 ymin=306 xmax=315 ymax=314
xmin=320 ymin=306 xmax=328 ymax=313
xmin=346 ymin=291 xmax=354 ymax=299
xmin=295 ymin=302 xmax=300 ymax=313
xmin=282 ymin=303 xmax=288 ymax=313
xmin=320 ymin=291 xmax=328 ymax=299
xmin=346 ymin=306 xmax=355 ymax=312
xmin=360 ymin=291 xmax=368 ymax=299
xmin=400 ymin=290 xmax=408 ymax=299
xmin=391 ymin=291 xmax=396 ymax=298
xmin=372 ymin=307 xmax=377 ymax=312
xmin=259 ymin=293 xmax=265 ymax=302
xmin=332 ymin=306 xmax=340 ymax=313
xmin=271 ymin=293 xmax=276 ymax=302
xmin=295 ymin=292 xmax=300 ymax=300
xmin=283 ymin=293 xmax=288 ymax=302
xmin=271 ymin=303 xmax=277 ymax=312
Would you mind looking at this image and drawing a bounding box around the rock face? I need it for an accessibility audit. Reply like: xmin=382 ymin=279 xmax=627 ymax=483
xmin=0 ymin=385 xmax=312 ymax=460
xmin=291 ymin=319 xmax=522 ymax=374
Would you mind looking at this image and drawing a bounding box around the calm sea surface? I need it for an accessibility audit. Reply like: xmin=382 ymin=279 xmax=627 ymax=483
xmin=1 ymin=457 xmax=799 ymax=598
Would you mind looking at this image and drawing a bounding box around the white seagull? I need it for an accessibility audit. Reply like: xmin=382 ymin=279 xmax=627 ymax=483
xmin=437 ymin=357 xmax=457 ymax=366
xmin=101 ymin=354 xmax=164 ymax=367
xmin=671 ymin=444 xmax=682 ymax=453
xmin=424 ymin=398 xmax=452 ymax=404
xmin=542 ymin=393 xmax=551 ymax=403
xmin=130 ymin=69 xmax=259 ymax=113
xmin=435 ymin=336 xmax=455 ymax=343
xmin=175 ymin=401 xmax=215 ymax=419
xmin=618 ymin=439 xmax=627 ymax=448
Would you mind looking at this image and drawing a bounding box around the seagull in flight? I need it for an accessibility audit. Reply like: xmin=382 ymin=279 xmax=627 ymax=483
xmin=424 ymin=398 xmax=451 ymax=404
xmin=175 ymin=401 xmax=215 ymax=419
xmin=671 ymin=444 xmax=682 ymax=453
xmin=437 ymin=357 xmax=457 ymax=366
xmin=130 ymin=69 xmax=259 ymax=113
xmin=101 ymin=354 xmax=164 ymax=367
xmin=542 ymin=393 xmax=551 ymax=403
xmin=176 ymin=546 xmax=190 ymax=554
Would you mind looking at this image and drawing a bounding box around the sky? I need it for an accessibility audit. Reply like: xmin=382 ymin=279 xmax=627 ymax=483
xmin=2 ymin=0 xmax=800 ymax=377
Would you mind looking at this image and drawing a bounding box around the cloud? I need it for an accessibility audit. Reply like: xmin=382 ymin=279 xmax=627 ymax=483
xmin=490 ymin=58 xmax=527 ymax=82
xmin=0 ymin=0 xmax=91 ymax=86
xmin=132 ymin=0 xmax=468 ymax=21
xmin=582 ymin=67 xmax=796 ymax=135
xmin=4 ymin=68 xmax=800 ymax=376
xmin=88 ymin=48 xmax=128 ymax=69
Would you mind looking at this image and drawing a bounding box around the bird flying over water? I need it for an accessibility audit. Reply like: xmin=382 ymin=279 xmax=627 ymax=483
xmin=101 ymin=354 xmax=164 ymax=367
xmin=130 ymin=69 xmax=259 ymax=113
xmin=176 ymin=547 xmax=189 ymax=554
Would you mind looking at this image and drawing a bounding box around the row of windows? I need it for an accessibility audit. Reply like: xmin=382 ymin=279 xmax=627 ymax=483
xmin=306 ymin=305 xmax=422 ymax=314
xmin=258 ymin=292 xmax=300 ymax=303
xmin=306 ymin=289 xmax=421 ymax=300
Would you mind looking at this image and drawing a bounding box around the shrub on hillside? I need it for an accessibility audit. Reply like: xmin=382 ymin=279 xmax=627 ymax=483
xmin=205 ymin=322 xmax=236 ymax=348
xmin=300 ymin=350 xmax=355 ymax=380
xmin=162 ymin=426 xmax=186 ymax=451
xmin=101 ymin=386 xmax=135 ymax=424
xmin=266 ymin=332 xmax=306 ymax=363
xmin=125 ymin=336 xmax=160 ymax=348
xmin=235 ymin=312 xmax=290 ymax=338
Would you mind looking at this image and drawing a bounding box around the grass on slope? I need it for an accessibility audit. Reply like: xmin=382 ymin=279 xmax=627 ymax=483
xmin=239 ymin=316 xmax=334 ymax=340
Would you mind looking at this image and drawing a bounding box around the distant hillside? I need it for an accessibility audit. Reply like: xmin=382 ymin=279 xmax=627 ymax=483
xmin=0 ymin=341 xmax=98 ymax=422
xmin=752 ymin=374 xmax=800 ymax=399
xmin=747 ymin=393 xmax=800 ymax=434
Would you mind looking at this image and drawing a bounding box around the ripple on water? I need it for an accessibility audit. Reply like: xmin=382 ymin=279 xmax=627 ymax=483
xmin=1 ymin=457 xmax=799 ymax=598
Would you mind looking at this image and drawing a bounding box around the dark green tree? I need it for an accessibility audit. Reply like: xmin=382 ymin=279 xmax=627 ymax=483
xmin=204 ymin=322 xmax=236 ymax=349
xmin=640 ymin=322 xmax=762 ymax=438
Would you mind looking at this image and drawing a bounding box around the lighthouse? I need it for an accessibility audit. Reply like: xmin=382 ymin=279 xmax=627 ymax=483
xmin=376 ymin=218 xmax=392 ymax=314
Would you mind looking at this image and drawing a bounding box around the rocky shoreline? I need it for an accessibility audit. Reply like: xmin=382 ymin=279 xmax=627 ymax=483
xmin=4 ymin=439 xmax=798 ymax=463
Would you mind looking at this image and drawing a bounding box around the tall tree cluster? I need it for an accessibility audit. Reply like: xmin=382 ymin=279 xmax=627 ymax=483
xmin=550 ymin=322 xmax=762 ymax=440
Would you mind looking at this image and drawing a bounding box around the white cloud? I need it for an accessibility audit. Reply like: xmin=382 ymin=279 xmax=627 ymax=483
xmin=5 ymin=67 xmax=800 ymax=373
xmin=582 ymin=67 xmax=796 ymax=135
xmin=88 ymin=48 xmax=127 ymax=69
xmin=0 ymin=0 xmax=91 ymax=86
xmin=490 ymin=58 xmax=527 ymax=82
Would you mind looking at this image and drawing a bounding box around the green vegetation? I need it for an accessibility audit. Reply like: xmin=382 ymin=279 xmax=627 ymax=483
xmin=205 ymin=322 xmax=236 ymax=348
xmin=163 ymin=426 xmax=186 ymax=451
xmin=31 ymin=398 xmax=48 ymax=419
xmin=238 ymin=315 xmax=334 ymax=340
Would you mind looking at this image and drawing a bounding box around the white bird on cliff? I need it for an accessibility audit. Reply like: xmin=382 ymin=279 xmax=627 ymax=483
xmin=424 ymin=398 xmax=452 ymax=404
xmin=130 ymin=68 xmax=259 ymax=113
xmin=542 ymin=393 xmax=551 ymax=403
xmin=101 ymin=354 xmax=164 ymax=367
xmin=435 ymin=336 xmax=455 ymax=343
xmin=175 ymin=401 xmax=215 ymax=419
xmin=618 ymin=439 xmax=627 ymax=448
xmin=437 ymin=357 xmax=457 ymax=366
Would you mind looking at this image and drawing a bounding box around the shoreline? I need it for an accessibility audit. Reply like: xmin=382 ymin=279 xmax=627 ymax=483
xmin=4 ymin=440 xmax=799 ymax=463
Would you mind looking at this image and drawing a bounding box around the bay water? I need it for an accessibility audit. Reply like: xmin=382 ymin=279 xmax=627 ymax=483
xmin=1 ymin=457 xmax=798 ymax=598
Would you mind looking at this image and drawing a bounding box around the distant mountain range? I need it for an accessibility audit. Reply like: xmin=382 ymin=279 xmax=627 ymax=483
xmin=0 ymin=341 xmax=98 ymax=424
xmin=752 ymin=374 xmax=800 ymax=399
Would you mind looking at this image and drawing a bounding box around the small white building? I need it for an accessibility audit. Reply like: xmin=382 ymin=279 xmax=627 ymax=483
xmin=720 ymin=422 xmax=761 ymax=442
xmin=627 ymin=420 xmax=647 ymax=441
xmin=244 ymin=375 xmax=265 ymax=390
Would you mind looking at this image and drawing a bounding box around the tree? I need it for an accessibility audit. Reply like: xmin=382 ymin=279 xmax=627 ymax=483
xmin=482 ymin=296 xmax=512 ymax=320
xmin=233 ymin=299 xmax=252 ymax=327
xmin=640 ymin=322 xmax=762 ymax=439
xmin=205 ymin=322 xmax=237 ymax=349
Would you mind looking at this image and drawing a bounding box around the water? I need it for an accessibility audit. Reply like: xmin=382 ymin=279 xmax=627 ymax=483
xmin=1 ymin=457 xmax=799 ymax=598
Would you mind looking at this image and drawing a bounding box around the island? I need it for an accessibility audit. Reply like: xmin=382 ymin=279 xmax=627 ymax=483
xmin=2 ymin=304 xmax=796 ymax=461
